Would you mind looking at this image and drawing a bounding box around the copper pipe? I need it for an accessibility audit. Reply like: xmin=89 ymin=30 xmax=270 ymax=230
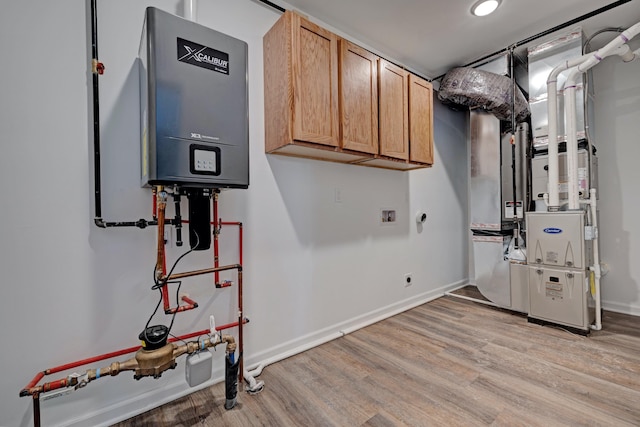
xmin=154 ymin=187 xmax=171 ymax=311
xmin=20 ymin=321 xmax=248 ymax=398
xmin=238 ymin=268 xmax=243 ymax=384
xmin=173 ymin=319 xmax=248 ymax=342
xmin=213 ymin=191 xmax=220 ymax=286
xmin=152 ymin=187 xmax=157 ymax=219
xmin=155 ymin=187 xmax=166 ymax=282
xmin=161 ymin=253 xmax=170 ymax=312
xmin=239 ymin=223 xmax=243 ymax=266
xmin=166 ymin=263 xmax=241 ymax=281
xmin=181 ymin=295 xmax=198 ymax=306
xmin=216 ymin=281 xmax=233 ymax=289
xmin=165 ymin=303 xmax=198 ymax=314
xmin=173 ymin=334 xmax=236 ymax=360
xmin=181 ymin=220 xmax=240 ymax=225
xmin=24 ymin=372 xmax=45 ymax=392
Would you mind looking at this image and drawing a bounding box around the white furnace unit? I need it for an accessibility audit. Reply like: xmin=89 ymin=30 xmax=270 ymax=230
xmin=527 ymin=211 xmax=595 ymax=332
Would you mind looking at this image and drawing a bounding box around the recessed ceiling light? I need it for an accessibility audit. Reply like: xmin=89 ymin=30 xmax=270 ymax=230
xmin=471 ymin=0 xmax=501 ymax=17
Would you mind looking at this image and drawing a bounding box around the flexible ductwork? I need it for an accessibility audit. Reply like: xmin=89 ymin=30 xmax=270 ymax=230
xmin=438 ymin=67 xmax=530 ymax=123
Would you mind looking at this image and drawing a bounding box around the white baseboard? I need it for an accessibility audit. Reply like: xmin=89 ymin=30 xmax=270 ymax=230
xmin=602 ymin=300 xmax=640 ymax=317
xmin=61 ymin=278 xmax=467 ymax=427
xmin=243 ymin=278 xmax=467 ymax=370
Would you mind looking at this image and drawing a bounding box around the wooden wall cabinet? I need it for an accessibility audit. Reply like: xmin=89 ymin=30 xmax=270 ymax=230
xmin=264 ymin=10 xmax=433 ymax=170
xmin=339 ymin=39 xmax=379 ymax=155
xmin=360 ymin=61 xmax=433 ymax=170
xmin=264 ymin=11 xmax=370 ymax=163
xmin=409 ymin=74 xmax=434 ymax=165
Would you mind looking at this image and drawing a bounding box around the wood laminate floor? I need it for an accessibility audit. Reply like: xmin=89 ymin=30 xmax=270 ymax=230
xmin=448 ymin=285 xmax=490 ymax=302
xmin=114 ymin=296 xmax=640 ymax=426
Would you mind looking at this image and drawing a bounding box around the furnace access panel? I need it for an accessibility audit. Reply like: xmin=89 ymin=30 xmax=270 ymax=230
xmin=139 ymin=7 xmax=249 ymax=188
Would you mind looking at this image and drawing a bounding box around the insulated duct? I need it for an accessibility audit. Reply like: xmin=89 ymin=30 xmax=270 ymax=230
xmin=438 ymin=67 xmax=530 ymax=123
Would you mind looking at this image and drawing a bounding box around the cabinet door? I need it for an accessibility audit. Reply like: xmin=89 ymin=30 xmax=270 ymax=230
xmin=408 ymin=74 xmax=434 ymax=164
xmin=378 ymin=59 xmax=408 ymax=160
xmin=339 ymin=40 xmax=378 ymax=154
xmin=292 ymin=14 xmax=339 ymax=147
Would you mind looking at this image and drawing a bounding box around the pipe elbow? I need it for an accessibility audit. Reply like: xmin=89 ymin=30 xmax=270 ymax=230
xmin=613 ymin=44 xmax=635 ymax=62
xmin=565 ymin=68 xmax=582 ymax=86
xmin=622 ymin=51 xmax=636 ymax=62
xmin=94 ymin=218 xmax=107 ymax=228
xmin=222 ymin=335 xmax=236 ymax=353
xmin=594 ymin=265 xmax=602 ymax=279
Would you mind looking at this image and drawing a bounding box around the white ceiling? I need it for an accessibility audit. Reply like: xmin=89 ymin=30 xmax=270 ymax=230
xmin=272 ymin=0 xmax=640 ymax=79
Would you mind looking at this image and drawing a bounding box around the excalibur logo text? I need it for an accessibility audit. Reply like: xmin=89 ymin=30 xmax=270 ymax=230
xmin=177 ymin=38 xmax=229 ymax=75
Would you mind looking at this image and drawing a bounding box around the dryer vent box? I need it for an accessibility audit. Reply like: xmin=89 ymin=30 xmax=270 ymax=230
xmin=139 ymin=7 xmax=249 ymax=189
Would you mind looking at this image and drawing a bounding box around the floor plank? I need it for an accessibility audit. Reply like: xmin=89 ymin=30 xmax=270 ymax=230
xmin=114 ymin=296 xmax=640 ymax=426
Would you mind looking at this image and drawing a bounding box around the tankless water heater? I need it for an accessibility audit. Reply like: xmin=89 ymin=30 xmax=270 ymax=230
xmin=139 ymin=7 xmax=249 ymax=189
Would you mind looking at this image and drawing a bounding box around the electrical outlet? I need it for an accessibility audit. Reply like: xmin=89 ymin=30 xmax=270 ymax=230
xmin=334 ymin=188 xmax=342 ymax=203
xmin=404 ymin=273 xmax=413 ymax=287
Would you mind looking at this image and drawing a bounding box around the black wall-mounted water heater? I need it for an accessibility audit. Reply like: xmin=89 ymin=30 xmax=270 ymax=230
xmin=139 ymin=7 xmax=249 ymax=190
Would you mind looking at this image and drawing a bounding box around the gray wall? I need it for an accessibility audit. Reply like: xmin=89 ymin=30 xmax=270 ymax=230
xmin=592 ymin=36 xmax=640 ymax=314
xmin=0 ymin=1 xmax=468 ymax=425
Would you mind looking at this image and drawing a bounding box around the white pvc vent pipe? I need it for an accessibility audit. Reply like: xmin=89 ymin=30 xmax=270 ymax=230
xmin=545 ymin=21 xmax=640 ymax=209
xmin=184 ymin=0 xmax=197 ymax=22
xmin=545 ymin=53 xmax=590 ymax=209
xmin=563 ymin=44 xmax=637 ymax=210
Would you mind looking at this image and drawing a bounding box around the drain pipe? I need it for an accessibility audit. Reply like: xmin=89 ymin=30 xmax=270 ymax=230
xmin=588 ymin=189 xmax=602 ymax=330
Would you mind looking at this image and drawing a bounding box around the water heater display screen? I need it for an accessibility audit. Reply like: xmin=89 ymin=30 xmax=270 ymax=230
xmin=177 ymin=37 xmax=229 ymax=75
xmin=190 ymin=145 xmax=221 ymax=176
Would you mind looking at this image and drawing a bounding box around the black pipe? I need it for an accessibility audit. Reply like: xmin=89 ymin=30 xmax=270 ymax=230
xmin=256 ymin=0 xmax=285 ymax=13
xmin=224 ymin=354 xmax=239 ymax=410
xmin=32 ymin=394 xmax=40 ymax=427
xmin=432 ymin=0 xmax=634 ymax=81
xmin=173 ymin=193 xmax=183 ymax=246
xmin=89 ymin=0 xmax=175 ymax=230
xmin=510 ymin=50 xmax=519 ymax=249
xmin=91 ymin=0 xmax=102 ymax=221
xmin=187 ymin=190 xmax=212 ymax=251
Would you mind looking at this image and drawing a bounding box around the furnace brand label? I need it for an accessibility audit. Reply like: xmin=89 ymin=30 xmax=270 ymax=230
xmin=543 ymin=227 xmax=563 ymax=234
xmin=177 ymin=38 xmax=229 ymax=75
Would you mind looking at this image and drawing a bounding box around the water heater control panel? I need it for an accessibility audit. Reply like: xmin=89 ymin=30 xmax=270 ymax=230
xmin=191 ymin=145 xmax=220 ymax=175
